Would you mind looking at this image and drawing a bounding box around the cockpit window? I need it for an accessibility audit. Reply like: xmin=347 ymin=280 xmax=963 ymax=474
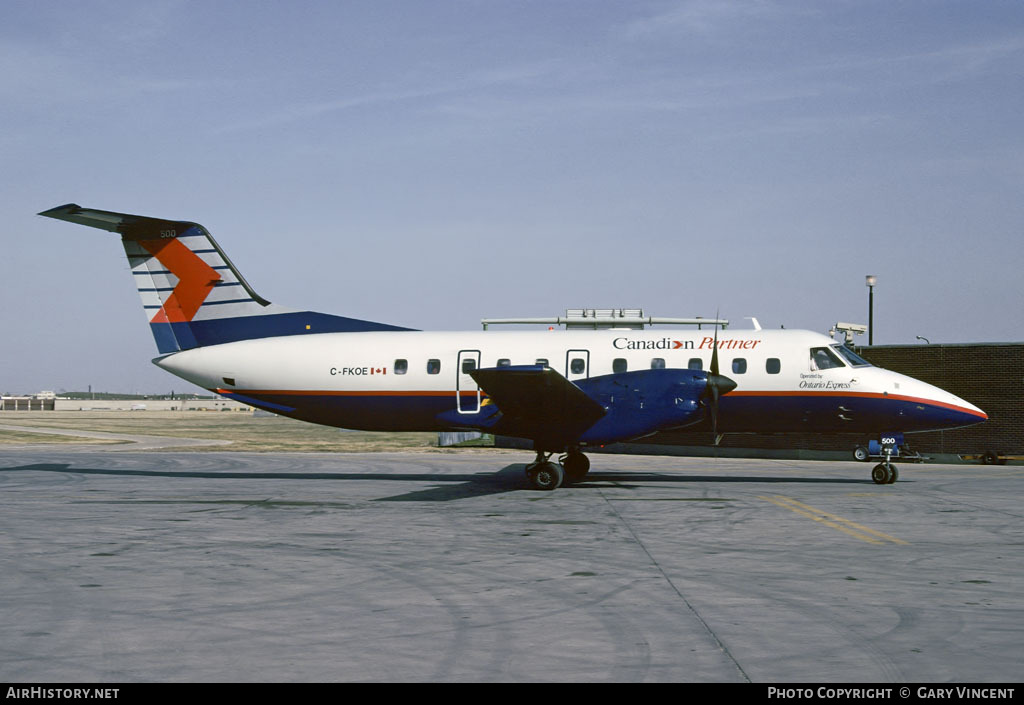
xmin=810 ymin=347 xmax=845 ymax=370
xmin=832 ymin=345 xmax=872 ymax=367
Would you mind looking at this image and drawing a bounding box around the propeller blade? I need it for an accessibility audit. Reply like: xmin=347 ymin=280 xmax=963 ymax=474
xmin=710 ymin=314 xmax=721 ymax=377
xmin=702 ymin=313 xmax=736 ymax=446
xmin=710 ymin=384 xmax=720 ymax=442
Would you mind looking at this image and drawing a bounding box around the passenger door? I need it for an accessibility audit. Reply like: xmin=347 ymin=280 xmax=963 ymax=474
xmin=566 ymin=349 xmax=590 ymax=383
xmin=456 ymin=349 xmax=481 ymax=413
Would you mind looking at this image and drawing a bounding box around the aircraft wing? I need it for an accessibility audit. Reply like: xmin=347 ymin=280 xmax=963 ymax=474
xmin=469 ymin=365 xmax=606 ymax=448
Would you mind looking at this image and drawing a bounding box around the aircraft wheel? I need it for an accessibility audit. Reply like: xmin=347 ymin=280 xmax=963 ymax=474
xmin=528 ymin=461 xmax=563 ymax=491
xmin=562 ymin=452 xmax=590 ymax=484
xmin=871 ymin=463 xmax=892 ymax=485
xmin=853 ymin=446 xmax=869 ymax=462
xmin=886 ymin=465 xmax=899 ymax=484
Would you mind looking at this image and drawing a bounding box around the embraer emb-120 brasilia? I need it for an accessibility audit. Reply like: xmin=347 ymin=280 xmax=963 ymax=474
xmin=41 ymin=203 xmax=988 ymax=490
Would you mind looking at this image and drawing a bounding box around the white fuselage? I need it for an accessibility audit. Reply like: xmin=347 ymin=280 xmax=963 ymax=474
xmin=155 ymin=327 xmax=986 ymax=436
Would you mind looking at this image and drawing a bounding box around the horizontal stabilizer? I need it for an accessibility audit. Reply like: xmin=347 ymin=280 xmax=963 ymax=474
xmin=39 ymin=203 xmax=193 ymax=240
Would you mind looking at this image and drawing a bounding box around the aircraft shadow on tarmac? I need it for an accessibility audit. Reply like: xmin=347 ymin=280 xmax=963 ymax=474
xmin=2 ymin=462 xmax=871 ymax=502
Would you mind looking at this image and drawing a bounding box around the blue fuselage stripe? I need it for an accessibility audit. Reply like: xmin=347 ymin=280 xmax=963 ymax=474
xmin=219 ymin=390 xmax=983 ymax=437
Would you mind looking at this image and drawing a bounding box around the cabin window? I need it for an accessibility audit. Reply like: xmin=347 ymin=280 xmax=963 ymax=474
xmin=570 ymin=358 xmax=586 ymax=374
xmin=732 ymin=358 xmax=747 ymax=374
xmin=688 ymin=358 xmax=703 ymax=371
xmin=613 ymin=358 xmax=627 ymax=373
xmin=497 ymin=358 xmax=511 ymax=367
xmin=810 ymin=347 xmax=844 ymax=370
xmin=535 ymin=358 xmax=549 ymax=367
xmin=766 ymin=358 xmax=781 ymax=374
xmin=394 ymin=359 xmax=408 ymax=375
xmin=461 ymin=359 xmax=476 ymax=374
xmin=651 ymin=358 xmax=665 ymax=369
xmin=427 ymin=359 xmax=441 ymax=374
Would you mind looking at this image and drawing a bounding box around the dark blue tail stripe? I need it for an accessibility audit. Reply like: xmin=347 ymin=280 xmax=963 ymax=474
xmin=151 ymin=311 xmax=414 ymax=353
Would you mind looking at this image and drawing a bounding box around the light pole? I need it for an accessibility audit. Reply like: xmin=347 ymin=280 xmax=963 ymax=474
xmin=865 ymin=275 xmax=877 ymax=345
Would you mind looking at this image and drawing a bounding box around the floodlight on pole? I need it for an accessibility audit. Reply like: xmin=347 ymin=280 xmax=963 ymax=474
xmin=865 ymin=275 xmax=877 ymax=345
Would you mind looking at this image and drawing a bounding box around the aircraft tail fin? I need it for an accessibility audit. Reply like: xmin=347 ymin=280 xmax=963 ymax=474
xmin=40 ymin=203 xmax=412 ymax=354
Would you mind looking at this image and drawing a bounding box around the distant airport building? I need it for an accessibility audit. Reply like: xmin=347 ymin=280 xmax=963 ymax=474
xmin=53 ymin=398 xmax=253 ymax=412
xmin=1 ymin=395 xmax=252 ymax=412
xmin=0 ymin=396 xmax=56 ymax=411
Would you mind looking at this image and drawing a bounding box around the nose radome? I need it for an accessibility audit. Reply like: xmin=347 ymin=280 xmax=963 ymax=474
xmin=889 ymin=371 xmax=987 ymax=429
xmin=924 ymin=381 xmax=988 ymax=425
xmin=952 ymin=393 xmax=987 ymax=421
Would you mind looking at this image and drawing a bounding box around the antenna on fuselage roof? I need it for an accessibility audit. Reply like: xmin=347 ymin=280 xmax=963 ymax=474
xmin=479 ymin=309 xmax=730 ymax=330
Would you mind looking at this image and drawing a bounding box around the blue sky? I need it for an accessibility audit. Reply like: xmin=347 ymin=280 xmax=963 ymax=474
xmin=4 ymin=1 xmax=1023 ymax=394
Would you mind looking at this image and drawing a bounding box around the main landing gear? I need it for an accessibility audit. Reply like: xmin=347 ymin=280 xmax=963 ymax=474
xmin=525 ymin=450 xmax=591 ymax=491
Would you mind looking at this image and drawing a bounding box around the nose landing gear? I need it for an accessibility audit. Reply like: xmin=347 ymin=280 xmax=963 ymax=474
xmin=869 ymin=435 xmax=901 ymax=485
xmin=871 ymin=462 xmax=899 ymax=484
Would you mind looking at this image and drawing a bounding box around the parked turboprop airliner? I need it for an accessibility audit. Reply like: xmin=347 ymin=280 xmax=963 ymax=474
xmin=41 ymin=204 xmax=987 ymax=490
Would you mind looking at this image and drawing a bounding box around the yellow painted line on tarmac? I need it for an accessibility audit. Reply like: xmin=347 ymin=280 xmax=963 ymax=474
xmin=758 ymin=495 xmax=909 ymax=545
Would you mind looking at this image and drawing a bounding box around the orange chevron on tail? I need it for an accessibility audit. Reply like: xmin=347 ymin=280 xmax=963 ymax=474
xmin=140 ymin=238 xmax=221 ymax=323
